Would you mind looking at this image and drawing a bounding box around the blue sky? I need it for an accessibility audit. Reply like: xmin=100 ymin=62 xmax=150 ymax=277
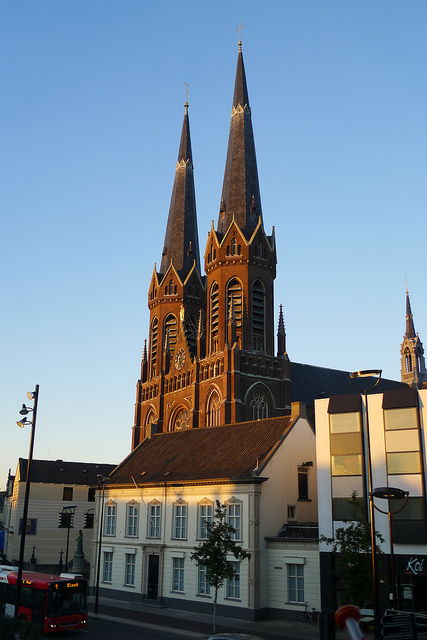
xmin=1 ymin=1 xmax=426 ymax=489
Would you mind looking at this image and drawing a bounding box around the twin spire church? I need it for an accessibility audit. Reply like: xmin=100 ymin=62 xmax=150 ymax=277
xmin=131 ymin=42 xmax=426 ymax=450
xmin=132 ymin=42 xmax=291 ymax=448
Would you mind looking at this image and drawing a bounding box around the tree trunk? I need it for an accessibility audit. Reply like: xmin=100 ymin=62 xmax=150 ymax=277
xmin=213 ymin=586 xmax=218 ymax=632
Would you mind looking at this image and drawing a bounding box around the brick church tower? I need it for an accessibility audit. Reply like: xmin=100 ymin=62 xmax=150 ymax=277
xmin=400 ymin=289 xmax=426 ymax=388
xmin=132 ymin=42 xmax=291 ymax=449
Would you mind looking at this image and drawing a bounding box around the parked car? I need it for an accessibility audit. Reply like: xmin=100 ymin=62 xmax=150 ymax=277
xmin=208 ymin=634 xmax=265 ymax=640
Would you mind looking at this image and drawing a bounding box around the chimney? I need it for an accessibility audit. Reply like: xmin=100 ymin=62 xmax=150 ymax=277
xmin=291 ymin=401 xmax=306 ymax=420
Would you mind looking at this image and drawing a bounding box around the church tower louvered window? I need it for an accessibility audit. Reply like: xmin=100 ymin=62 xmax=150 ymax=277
xmin=210 ymin=282 xmax=219 ymax=354
xmin=164 ymin=314 xmax=177 ymax=353
xmin=252 ymin=280 xmax=265 ymax=351
xmin=150 ymin=317 xmax=158 ymax=378
xmin=227 ymin=279 xmax=242 ymax=329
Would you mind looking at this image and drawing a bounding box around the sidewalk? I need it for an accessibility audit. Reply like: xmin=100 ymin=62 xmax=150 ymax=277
xmin=88 ymin=595 xmax=366 ymax=640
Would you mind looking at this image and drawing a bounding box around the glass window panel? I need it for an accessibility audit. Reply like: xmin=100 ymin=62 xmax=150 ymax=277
xmin=391 ymin=497 xmax=425 ymax=521
xmin=384 ymin=408 xmax=418 ymax=431
xmin=330 ymin=413 xmax=361 ymax=434
xmin=330 ymin=432 xmax=363 ymax=455
xmin=331 ymin=454 xmax=363 ymax=476
xmin=288 ymin=564 xmax=304 ymax=603
xmin=333 ymin=497 xmax=366 ymax=521
xmin=387 ymin=451 xmax=421 ymax=474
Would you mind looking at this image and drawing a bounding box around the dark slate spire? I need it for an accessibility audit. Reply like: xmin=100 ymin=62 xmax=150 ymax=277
xmin=405 ymin=289 xmax=416 ymax=339
xmin=160 ymin=102 xmax=200 ymax=279
xmin=217 ymin=41 xmax=262 ymax=238
xmin=277 ymin=304 xmax=286 ymax=357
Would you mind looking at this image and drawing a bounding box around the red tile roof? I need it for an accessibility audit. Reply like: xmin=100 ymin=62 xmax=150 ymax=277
xmin=110 ymin=416 xmax=294 ymax=486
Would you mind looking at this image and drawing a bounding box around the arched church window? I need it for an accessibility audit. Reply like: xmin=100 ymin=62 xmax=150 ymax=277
xmin=207 ymin=391 xmax=221 ymax=427
xmin=227 ymin=279 xmax=242 ymax=329
xmin=231 ymin=239 xmax=237 ymax=256
xmin=252 ymin=280 xmax=265 ymax=351
xmin=145 ymin=408 xmax=156 ymax=429
xmin=416 ymin=348 xmax=423 ymax=373
xmin=210 ymin=282 xmax=219 ymax=354
xmin=405 ymin=348 xmax=412 ymax=373
xmin=169 ymin=279 xmax=174 ymax=295
xmin=250 ymin=390 xmax=268 ymax=420
xmin=173 ymin=407 xmax=190 ymax=431
xmin=164 ymin=314 xmax=177 ymax=354
xmin=150 ymin=317 xmax=158 ymax=378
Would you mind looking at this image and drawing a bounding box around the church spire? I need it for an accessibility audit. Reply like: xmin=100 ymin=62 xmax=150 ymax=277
xmin=159 ymin=100 xmax=200 ymax=279
xmin=405 ymin=289 xmax=416 ymax=339
xmin=217 ymin=41 xmax=262 ymax=239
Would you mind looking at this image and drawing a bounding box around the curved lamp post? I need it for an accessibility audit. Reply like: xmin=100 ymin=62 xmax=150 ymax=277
xmin=14 ymin=385 xmax=39 ymax=618
xmin=349 ymin=370 xmax=382 ymax=640
xmin=59 ymin=505 xmax=77 ymax=570
xmin=94 ymin=475 xmax=110 ymax=616
xmin=371 ymin=486 xmax=409 ymax=607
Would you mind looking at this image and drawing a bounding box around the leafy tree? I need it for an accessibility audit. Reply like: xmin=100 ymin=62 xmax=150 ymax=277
xmin=320 ymin=492 xmax=384 ymax=608
xmin=190 ymin=500 xmax=250 ymax=632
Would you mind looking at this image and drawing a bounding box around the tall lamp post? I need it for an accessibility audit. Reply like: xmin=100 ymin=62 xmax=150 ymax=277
xmin=371 ymin=487 xmax=409 ymax=607
xmin=14 ymin=385 xmax=39 ymax=619
xmin=59 ymin=505 xmax=77 ymax=570
xmin=94 ymin=475 xmax=110 ymax=616
xmin=349 ymin=370 xmax=382 ymax=640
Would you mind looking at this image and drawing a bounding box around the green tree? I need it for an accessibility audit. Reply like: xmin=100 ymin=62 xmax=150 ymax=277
xmin=320 ymin=492 xmax=384 ymax=608
xmin=190 ymin=500 xmax=250 ymax=632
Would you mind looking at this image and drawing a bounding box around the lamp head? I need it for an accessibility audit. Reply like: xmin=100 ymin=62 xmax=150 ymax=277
xmin=17 ymin=417 xmax=32 ymax=428
xmin=350 ymin=370 xmax=382 ymax=379
xmin=19 ymin=404 xmax=32 ymax=415
xmin=372 ymin=487 xmax=409 ymax=500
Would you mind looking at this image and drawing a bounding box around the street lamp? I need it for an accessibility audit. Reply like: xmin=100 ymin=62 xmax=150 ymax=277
xmin=59 ymin=505 xmax=77 ymax=570
xmin=371 ymin=486 xmax=409 ymax=607
xmin=349 ymin=370 xmax=382 ymax=640
xmin=14 ymin=385 xmax=39 ymax=619
xmin=94 ymin=475 xmax=110 ymax=616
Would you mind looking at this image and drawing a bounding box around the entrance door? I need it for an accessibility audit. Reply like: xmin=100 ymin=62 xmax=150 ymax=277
xmin=147 ymin=555 xmax=159 ymax=600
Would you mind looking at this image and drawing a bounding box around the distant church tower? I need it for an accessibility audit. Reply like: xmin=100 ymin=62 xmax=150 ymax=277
xmin=132 ymin=42 xmax=291 ymax=449
xmin=400 ymin=289 xmax=426 ymax=388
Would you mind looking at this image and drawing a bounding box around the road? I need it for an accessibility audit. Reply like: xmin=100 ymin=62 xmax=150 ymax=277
xmin=58 ymin=618 xmax=200 ymax=640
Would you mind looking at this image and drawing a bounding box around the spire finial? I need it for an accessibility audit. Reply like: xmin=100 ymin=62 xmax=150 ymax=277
xmin=404 ymin=275 xmax=409 ymax=294
xmin=237 ymin=23 xmax=243 ymax=50
xmin=184 ymin=82 xmax=189 ymax=111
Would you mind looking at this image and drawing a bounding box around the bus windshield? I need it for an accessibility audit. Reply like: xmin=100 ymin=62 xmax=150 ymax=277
xmin=46 ymin=588 xmax=87 ymax=617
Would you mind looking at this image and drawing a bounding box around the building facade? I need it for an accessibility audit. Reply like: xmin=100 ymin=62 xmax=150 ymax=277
xmin=3 ymin=459 xmax=115 ymax=574
xmin=91 ymin=404 xmax=318 ymax=619
xmin=316 ymin=387 xmax=427 ymax=613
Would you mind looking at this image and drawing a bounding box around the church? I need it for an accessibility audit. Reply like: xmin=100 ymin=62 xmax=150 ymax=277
xmin=132 ymin=40 xmax=291 ymax=446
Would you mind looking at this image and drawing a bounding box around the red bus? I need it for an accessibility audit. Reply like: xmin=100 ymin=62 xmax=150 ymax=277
xmin=0 ymin=566 xmax=88 ymax=633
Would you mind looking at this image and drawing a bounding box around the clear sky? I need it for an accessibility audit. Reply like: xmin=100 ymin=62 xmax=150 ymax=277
xmin=1 ymin=1 xmax=426 ymax=489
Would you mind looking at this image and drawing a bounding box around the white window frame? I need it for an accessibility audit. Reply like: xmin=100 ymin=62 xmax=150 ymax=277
xmin=286 ymin=560 xmax=305 ymax=603
xmin=103 ymin=551 xmax=113 ymax=582
xmin=198 ymin=501 xmax=213 ymax=539
xmin=172 ymin=557 xmax=184 ymax=592
xmin=226 ymin=562 xmax=240 ymax=600
xmin=227 ymin=499 xmax=242 ymax=541
xmin=198 ymin=564 xmax=211 ymax=596
xmin=124 ymin=553 xmax=136 ymax=586
xmin=126 ymin=502 xmax=139 ymax=538
xmin=105 ymin=502 xmax=116 ymax=536
xmin=173 ymin=501 xmax=187 ymax=539
xmin=148 ymin=501 xmax=161 ymax=538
